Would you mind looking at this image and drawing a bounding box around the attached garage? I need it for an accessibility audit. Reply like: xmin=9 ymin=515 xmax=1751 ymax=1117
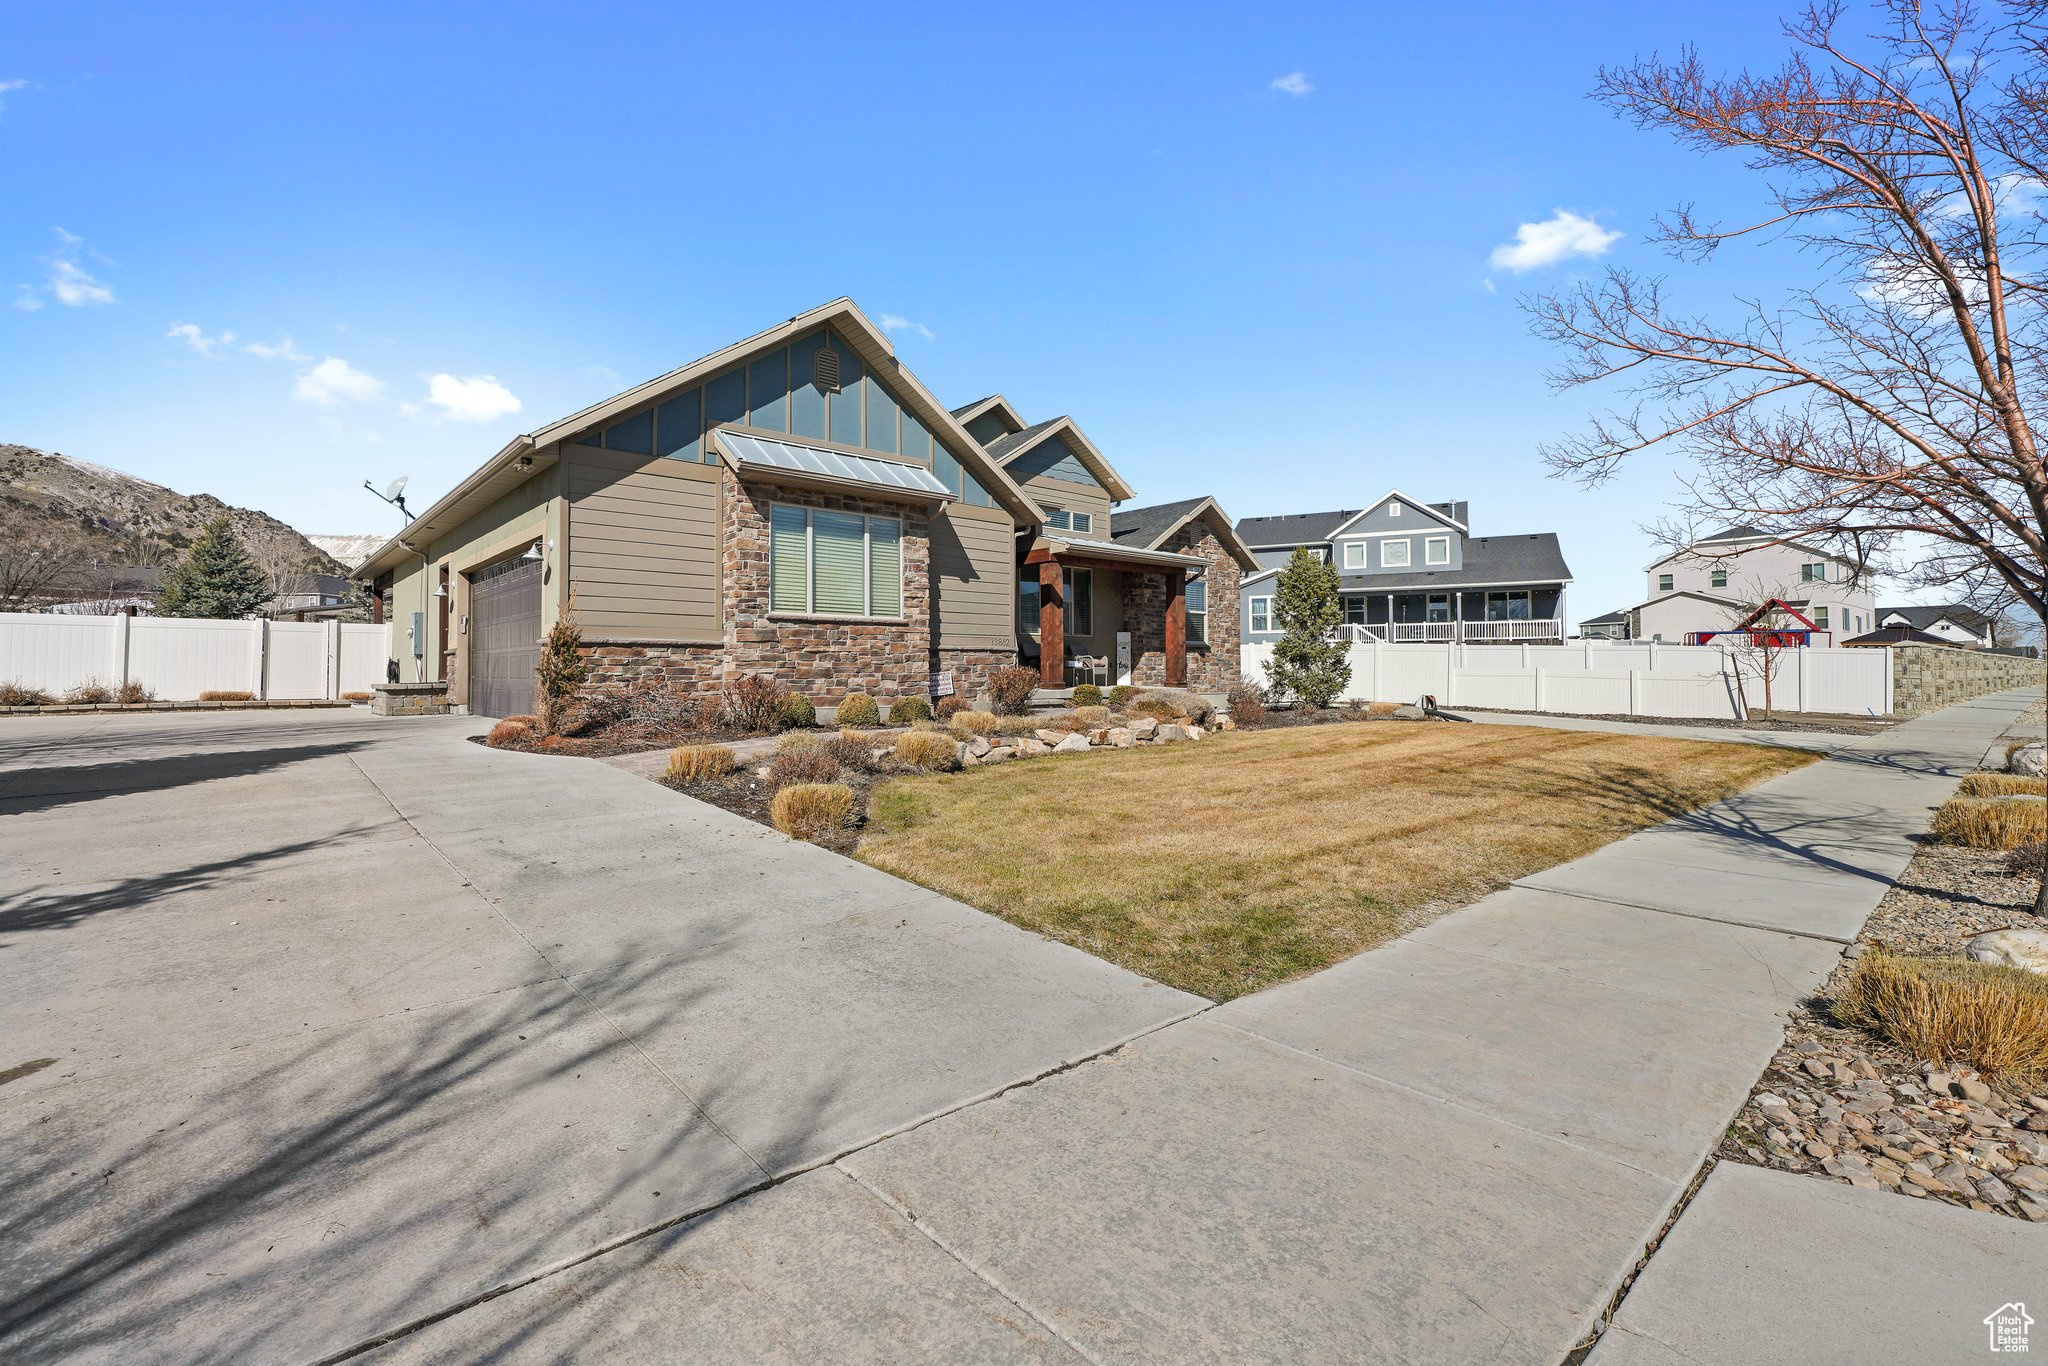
xmin=469 ymin=556 xmax=543 ymax=718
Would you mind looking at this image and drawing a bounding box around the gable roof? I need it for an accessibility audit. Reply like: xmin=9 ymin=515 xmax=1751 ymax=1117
xmin=1623 ymin=587 xmax=1746 ymax=614
xmin=950 ymin=394 xmax=1026 ymax=433
xmin=983 ymin=414 xmax=1137 ymax=501
xmin=1843 ymin=626 xmax=1953 ymax=647
xmin=1697 ymin=524 xmax=1773 ymax=543
xmin=1579 ymin=608 xmax=1629 ymax=626
xmin=1648 ymin=526 xmax=1866 ymax=571
xmin=1111 ymin=496 xmax=1259 ymax=570
xmin=1877 ymin=603 xmax=1993 ymax=634
xmin=353 ymin=299 xmax=1043 ymax=577
xmin=1326 ymin=491 xmax=1468 ymax=539
xmin=1335 ymin=532 xmax=1569 ymax=590
xmin=1236 ymin=509 xmax=1361 ymax=547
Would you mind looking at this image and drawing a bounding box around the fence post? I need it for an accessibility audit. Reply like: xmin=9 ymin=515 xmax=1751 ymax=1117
xmin=1370 ymin=635 xmax=1382 ymax=703
xmin=1533 ymin=667 xmax=1545 ymax=712
xmin=324 ymin=619 xmax=341 ymax=699
xmin=1794 ymin=650 xmax=1808 ymax=713
xmin=1647 ymin=640 xmax=1659 ymax=672
xmin=1628 ymin=669 xmax=1641 ymax=715
xmin=113 ymin=612 xmax=131 ymax=690
xmin=1520 ymin=642 xmax=1531 ymax=669
xmin=251 ymin=619 xmax=268 ymax=700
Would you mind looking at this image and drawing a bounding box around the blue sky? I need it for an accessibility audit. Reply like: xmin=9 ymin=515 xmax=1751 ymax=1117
xmin=4 ymin=0 xmax=1857 ymax=618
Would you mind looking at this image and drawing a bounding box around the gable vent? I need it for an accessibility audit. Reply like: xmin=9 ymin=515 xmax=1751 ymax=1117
xmin=812 ymin=345 xmax=841 ymax=393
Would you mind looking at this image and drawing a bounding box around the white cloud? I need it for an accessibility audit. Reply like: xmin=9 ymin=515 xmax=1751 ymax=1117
xmin=13 ymin=285 xmax=42 ymax=312
xmin=245 ymin=336 xmax=308 ymax=362
xmin=1857 ymin=256 xmax=1991 ymax=318
xmin=18 ymin=227 xmax=115 ymax=308
xmin=1487 ymin=210 xmax=1624 ymax=273
xmin=294 ymin=356 xmax=383 ymax=406
xmin=878 ymin=313 xmax=935 ymax=340
xmin=0 ymin=79 xmax=28 ymax=116
xmin=419 ymin=372 xmax=522 ymax=423
xmin=1271 ymin=72 xmax=1313 ymax=96
xmin=167 ymin=322 xmax=235 ymax=356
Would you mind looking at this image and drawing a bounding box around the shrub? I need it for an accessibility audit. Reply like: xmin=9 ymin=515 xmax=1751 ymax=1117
xmin=1071 ymin=683 xmax=1102 ymax=707
xmin=947 ymin=709 xmax=999 ymax=737
xmin=1074 ymin=704 xmax=1111 ymax=726
xmin=1961 ymin=773 xmax=2048 ymax=797
xmin=1833 ymin=948 xmax=2048 ymax=1090
xmin=2004 ymin=838 xmax=2045 ymax=880
xmin=935 ymin=695 xmax=967 ymax=720
xmin=894 ymin=729 xmax=960 ymax=771
xmin=558 ymin=689 xmax=629 ymax=737
xmin=769 ymin=748 xmax=843 ymax=789
xmin=339 ymin=690 xmax=372 ymax=703
xmin=721 ymin=674 xmax=789 ymax=734
xmin=1139 ymin=688 xmax=1213 ymax=725
xmin=835 ymin=691 xmax=880 ymax=727
xmin=66 ymin=678 xmax=114 ymax=704
xmin=988 ymin=667 xmax=1039 ymax=716
xmin=1931 ymin=795 xmax=2047 ymax=850
xmin=1226 ymin=675 xmax=1267 ymax=727
xmin=664 ymin=743 xmax=736 ymax=783
xmin=623 ymin=682 xmax=703 ymax=738
xmin=535 ymin=609 xmax=588 ymax=735
xmin=780 ymin=692 xmax=817 ymax=730
xmin=487 ymin=719 xmax=533 ymax=746
xmin=199 ymin=690 xmax=256 ymax=702
xmin=116 ymin=680 xmax=156 ymax=705
xmin=1127 ymin=698 xmax=1180 ymax=722
xmin=770 ymin=782 xmax=856 ymax=841
xmin=825 ymin=730 xmax=884 ymax=772
xmin=507 ymin=713 xmax=540 ymax=728
xmin=889 ymin=695 xmax=933 ymax=724
xmin=1107 ymin=685 xmax=1139 ymax=708
xmin=776 ymin=730 xmax=825 ymax=754
xmin=0 ymin=681 xmax=54 ymax=706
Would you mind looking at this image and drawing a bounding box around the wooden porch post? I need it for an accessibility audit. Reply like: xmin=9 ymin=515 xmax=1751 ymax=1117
xmin=1164 ymin=571 xmax=1187 ymax=687
xmin=1039 ymin=559 xmax=1065 ymax=686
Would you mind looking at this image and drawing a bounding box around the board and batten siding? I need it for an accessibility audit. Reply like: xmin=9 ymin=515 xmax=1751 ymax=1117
xmin=565 ymin=442 xmax=722 ymax=641
xmin=929 ymin=504 xmax=1016 ymax=649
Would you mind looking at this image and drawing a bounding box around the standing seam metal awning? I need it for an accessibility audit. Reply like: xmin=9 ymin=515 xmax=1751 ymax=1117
xmin=712 ymin=428 xmax=955 ymax=501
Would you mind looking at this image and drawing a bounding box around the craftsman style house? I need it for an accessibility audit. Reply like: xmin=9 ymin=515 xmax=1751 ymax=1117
xmin=352 ymin=300 xmax=1252 ymax=717
xmin=1234 ymin=493 xmax=1573 ymax=643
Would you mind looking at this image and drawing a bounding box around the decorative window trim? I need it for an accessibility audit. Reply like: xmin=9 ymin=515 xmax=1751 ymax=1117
xmin=1186 ymin=575 xmax=1209 ymax=644
xmin=1381 ymin=540 xmax=1412 ymax=568
xmin=768 ymin=502 xmax=903 ymax=618
xmin=1658 ymin=573 xmax=1674 ymax=592
xmin=1249 ymin=595 xmax=1273 ymax=633
xmin=1388 ymin=501 xmax=1402 ymax=518
xmin=1424 ymin=536 xmax=1450 ymax=565
xmin=1343 ymin=541 xmax=1367 ymax=569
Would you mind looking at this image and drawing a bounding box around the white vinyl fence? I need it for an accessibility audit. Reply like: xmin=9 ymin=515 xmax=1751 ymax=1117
xmin=1242 ymin=638 xmax=1893 ymax=720
xmin=0 ymin=613 xmax=391 ymax=702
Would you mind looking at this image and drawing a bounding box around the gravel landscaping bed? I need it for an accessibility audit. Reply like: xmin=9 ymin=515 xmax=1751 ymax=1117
xmin=1716 ymin=842 xmax=2048 ymax=1221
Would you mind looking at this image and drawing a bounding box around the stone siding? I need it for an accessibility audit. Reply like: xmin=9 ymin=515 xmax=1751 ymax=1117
xmin=580 ymin=642 xmax=725 ymax=693
xmin=931 ymin=647 xmax=1018 ymax=710
xmin=1890 ymin=644 xmax=2041 ymax=717
xmin=1123 ymin=513 xmax=1244 ymax=692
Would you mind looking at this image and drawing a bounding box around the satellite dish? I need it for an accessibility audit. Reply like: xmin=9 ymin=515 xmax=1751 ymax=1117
xmin=384 ymin=475 xmax=409 ymax=501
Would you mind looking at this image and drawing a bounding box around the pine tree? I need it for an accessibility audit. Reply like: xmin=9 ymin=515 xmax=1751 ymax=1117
xmin=1267 ymin=546 xmax=1351 ymax=708
xmin=154 ymin=516 xmax=272 ymax=619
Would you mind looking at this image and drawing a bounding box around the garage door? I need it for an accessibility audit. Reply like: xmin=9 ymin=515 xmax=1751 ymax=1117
xmin=470 ymin=556 xmax=543 ymax=719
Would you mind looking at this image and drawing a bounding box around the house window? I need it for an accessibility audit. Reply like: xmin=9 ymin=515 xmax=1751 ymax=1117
xmin=1388 ymin=501 xmax=1402 ymax=518
xmin=1801 ymin=561 xmax=1828 ymax=582
xmin=1310 ymin=547 xmax=1328 ymax=562
xmin=1066 ymin=567 xmax=1094 ymax=636
xmin=1427 ymin=593 xmax=1451 ymax=621
xmin=1018 ymin=580 xmax=1040 ymax=633
xmin=1045 ymin=507 xmax=1094 ymax=535
xmin=1381 ymin=540 xmax=1411 ymax=568
xmin=1186 ymin=576 xmax=1208 ymax=644
xmin=1249 ymin=595 xmax=1272 ymax=633
xmin=1342 ymin=595 xmax=1367 ymax=625
xmin=1425 ymin=536 xmax=1450 ymax=565
xmin=1659 ymin=573 xmax=1674 ymax=592
xmin=769 ymin=504 xmax=902 ymax=617
xmin=1711 ymin=567 xmax=1727 ymax=588
xmin=1343 ymin=542 xmax=1366 ymax=569
xmin=1485 ymin=590 xmax=1531 ymax=621
xmin=1812 ymin=606 xmax=1829 ymax=630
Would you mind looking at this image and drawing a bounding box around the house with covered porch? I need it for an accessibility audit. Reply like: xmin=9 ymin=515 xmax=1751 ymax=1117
xmin=1235 ymin=493 xmax=1573 ymax=645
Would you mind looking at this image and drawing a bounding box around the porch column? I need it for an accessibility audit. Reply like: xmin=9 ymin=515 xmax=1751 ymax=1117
xmin=1038 ymin=559 xmax=1065 ymax=686
xmin=371 ymin=590 xmax=384 ymax=625
xmin=1164 ymin=571 xmax=1187 ymax=687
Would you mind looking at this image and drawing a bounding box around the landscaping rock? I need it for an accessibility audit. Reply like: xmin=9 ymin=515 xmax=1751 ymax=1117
xmin=2010 ymin=741 xmax=2047 ymax=777
xmin=1033 ymin=728 xmax=1067 ymax=745
xmin=980 ymin=746 xmax=1016 ymax=764
xmin=1053 ymin=733 xmax=1092 ymax=754
xmin=959 ymin=749 xmax=980 ymax=767
xmin=1155 ymin=724 xmax=1188 ymax=743
xmin=1017 ymin=739 xmax=1053 ymax=758
xmin=1393 ymin=704 xmax=1427 ymax=720
xmin=1186 ymin=725 xmax=1208 ymax=740
xmin=1966 ymin=927 xmax=2048 ymax=975
xmin=966 ymin=735 xmax=991 ymax=758
xmin=1130 ymin=718 xmax=1159 ymax=739
xmin=1105 ymin=727 xmax=1136 ymax=748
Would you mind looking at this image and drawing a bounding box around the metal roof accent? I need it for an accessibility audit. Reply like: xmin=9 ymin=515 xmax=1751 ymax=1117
xmin=713 ymin=428 xmax=954 ymax=500
xmin=1036 ymin=534 xmax=1208 ymax=569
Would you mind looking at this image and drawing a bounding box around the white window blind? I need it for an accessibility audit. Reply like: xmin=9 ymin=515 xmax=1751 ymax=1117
xmin=768 ymin=503 xmax=904 ymax=617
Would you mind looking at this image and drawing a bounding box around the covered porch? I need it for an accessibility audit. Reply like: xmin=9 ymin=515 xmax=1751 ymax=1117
xmin=1021 ymin=536 xmax=1210 ymax=688
xmin=1338 ymin=586 xmax=1566 ymax=644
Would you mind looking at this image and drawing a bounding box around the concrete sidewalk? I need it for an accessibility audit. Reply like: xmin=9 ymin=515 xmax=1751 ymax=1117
xmin=377 ymin=689 xmax=2038 ymax=1361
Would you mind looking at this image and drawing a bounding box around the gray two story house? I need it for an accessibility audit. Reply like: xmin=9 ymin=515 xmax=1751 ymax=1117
xmin=1236 ymin=491 xmax=1572 ymax=644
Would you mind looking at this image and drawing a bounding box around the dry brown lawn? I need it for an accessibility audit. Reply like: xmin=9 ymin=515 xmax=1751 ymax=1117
xmin=859 ymin=721 xmax=1816 ymax=1001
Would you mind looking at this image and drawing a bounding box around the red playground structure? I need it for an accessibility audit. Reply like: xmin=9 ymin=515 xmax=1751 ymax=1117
xmin=1684 ymin=597 xmax=1827 ymax=648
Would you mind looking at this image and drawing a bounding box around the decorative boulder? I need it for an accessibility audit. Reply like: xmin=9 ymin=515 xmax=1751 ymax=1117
xmin=966 ymin=735 xmax=991 ymax=758
xmin=1017 ymin=739 xmax=1053 ymax=757
xmin=1053 ymin=733 xmax=1092 ymax=754
xmin=1155 ymin=723 xmax=1188 ymax=743
xmin=1034 ymin=728 xmax=1067 ymax=745
xmin=981 ymin=746 xmax=1017 ymax=764
xmin=2012 ymin=743 xmax=2048 ymax=778
xmin=1967 ymin=928 xmax=2048 ymax=974
xmin=960 ymin=749 xmax=981 ymax=766
xmin=1186 ymin=724 xmax=1207 ymax=740
xmin=1393 ymin=704 xmax=1428 ymax=720
xmin=1130 ymin=718 xmax=1160 ymax=740
xmin=1106 ymin=727 xmax=1136 ymax=748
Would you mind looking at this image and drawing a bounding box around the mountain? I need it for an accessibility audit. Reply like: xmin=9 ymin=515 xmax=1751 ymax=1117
xmin=306 ymin=533 xmax=386 ymax=570
xmin=0 ymin=443 xmax=347 ymax=608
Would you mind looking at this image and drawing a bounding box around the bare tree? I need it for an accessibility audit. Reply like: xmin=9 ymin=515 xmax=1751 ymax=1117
xmin=1533 ymin=2 xmax=2048 ymax=623
xmin=1531 ymin=0 xmax=2048 ymax=905
xmin=250 ymin=540 xmax=318 ymax=617
xmin=0 ymin=528 xmax=86 ymax=611
xmin=1713 ymin=587 xmax=1810 ymax=719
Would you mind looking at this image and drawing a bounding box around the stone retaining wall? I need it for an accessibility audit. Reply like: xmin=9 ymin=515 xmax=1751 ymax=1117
xmin=1890 ymin=645 xmax=2041 ymax=717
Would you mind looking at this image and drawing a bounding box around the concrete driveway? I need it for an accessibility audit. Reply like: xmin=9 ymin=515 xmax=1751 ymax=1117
xmin=0 ymin=711 xmax=1198 ymax=1362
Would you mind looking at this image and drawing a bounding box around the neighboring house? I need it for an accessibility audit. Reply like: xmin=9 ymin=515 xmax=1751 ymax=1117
xmin=40 ymin=563 xmax=162 ymax=615
xmin=351 ymin=299 xmax=1251 ymax=717
xmin=1578 ymin=608 xmax=1629 ymax=640
xmin=1625 ymin=525 xmax=1876 ymax=643
xmin=269 ymin=573 xmax=357 ymax=619
xmin=1235 ymin=493 xmax=1573 ymax=644
xmin=1875 ymin=603 xmax=1998 ymax=648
